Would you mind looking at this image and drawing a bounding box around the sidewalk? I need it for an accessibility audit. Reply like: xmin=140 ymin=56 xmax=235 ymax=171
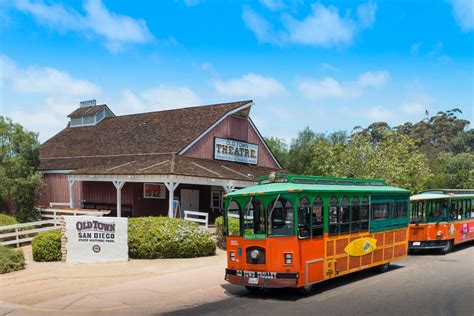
xmin=0 ymin=246 xmax=240 ymax=315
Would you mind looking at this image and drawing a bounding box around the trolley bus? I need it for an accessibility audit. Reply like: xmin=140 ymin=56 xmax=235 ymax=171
xmin=409 ymin=189 xmax=474 ymax=254
xmin=223 ymin=174 xmax=410 ymax=292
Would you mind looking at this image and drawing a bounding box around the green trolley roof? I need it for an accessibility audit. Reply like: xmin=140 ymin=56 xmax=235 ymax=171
xmin=226 ymin=174 xmax=409 ymax=198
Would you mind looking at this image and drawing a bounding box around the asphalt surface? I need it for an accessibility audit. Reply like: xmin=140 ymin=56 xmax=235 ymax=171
xmin=166 ymin=241 xmax=474 ymax=316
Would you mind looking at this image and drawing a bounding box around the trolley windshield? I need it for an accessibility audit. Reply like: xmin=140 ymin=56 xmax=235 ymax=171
xmin=224 ymin=195 xmax=295 ymax=237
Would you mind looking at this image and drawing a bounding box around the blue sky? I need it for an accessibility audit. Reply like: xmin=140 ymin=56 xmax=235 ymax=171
xmin=1 ymin=0 xmax=473 ymax=143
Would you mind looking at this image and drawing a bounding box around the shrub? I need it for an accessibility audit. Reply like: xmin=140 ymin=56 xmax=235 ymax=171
xmin=0 ymin=214 xmax=18 ymax=227
xmin=0 ymin=245 xmax=26 ymax=274
xmin=215 ymin=216 xmax=240 ymax=250
xmin=128 ymin=217 xmax=216 ymax=259
xmin=32 ymin=229 xmax=62 ymax=262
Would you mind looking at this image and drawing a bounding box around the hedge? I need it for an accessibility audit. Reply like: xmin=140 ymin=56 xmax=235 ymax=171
xmin=215 ymin=216 xmax=240 ymax=250
xmin=32 ymin=229 xmax=62 ymax=262
xmin=0 ymin=245 xmax=25 ymax=274
xmin=0 ymin=214 xmax=18 ymax=227
xmin=128 ymin=217 xmax=216 ymax=259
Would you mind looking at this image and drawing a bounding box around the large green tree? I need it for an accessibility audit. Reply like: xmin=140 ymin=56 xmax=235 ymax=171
xmin=0 ymin=117 xmax=42 ymax=222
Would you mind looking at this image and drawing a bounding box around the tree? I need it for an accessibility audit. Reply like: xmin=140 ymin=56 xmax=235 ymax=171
xmin=431 ymin=152 xmax=474 ymax=189
xmin=310 ymin=131 xmax=432 ymax=192
xmin=0 ymin=117 xmax=43 ymax=222
xmin=287 ymin=127 xmax=319 ymax=175
xmin=265 ymin=137 xmax=289 ymax=169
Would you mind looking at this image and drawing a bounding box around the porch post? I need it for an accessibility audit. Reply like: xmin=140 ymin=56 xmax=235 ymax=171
xmin=68 ymin=179 xmax=75 ymax=208
xmin=113 ymin=180 xmax=126 ymax=217
xmin=164 ymin=182 xmax=179 ymax=218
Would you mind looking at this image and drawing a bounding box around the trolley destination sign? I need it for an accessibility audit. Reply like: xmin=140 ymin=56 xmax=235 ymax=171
xmin=214 ymin=137 xmax=258 ymax=165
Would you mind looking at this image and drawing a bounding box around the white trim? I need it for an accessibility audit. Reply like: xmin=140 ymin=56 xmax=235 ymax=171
xmin=221 ymin=165 xmax=252 ymax=179
xmin=106 ymin=161 xmax=136 ymax=172
xmin=138 ymin=160 xmax=170 ymax=172
xmin=190 ymin=162 xmax=221 ymax=176
xmin=40 ymin=169 xmax=74 ymax=174
xmin=247 ymin=116 xmax=282 ymax=169
xmin=178 ymin=101 xmax=254 ymax=155
xmin=68 ymin=174 xmax=254 ymax=189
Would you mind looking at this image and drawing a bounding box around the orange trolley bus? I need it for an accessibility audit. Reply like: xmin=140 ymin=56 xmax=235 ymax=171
xmin=223 ymin=174 xmax=410 ymax=292
xmin=409 ymin=189 xmax=474 ymax=254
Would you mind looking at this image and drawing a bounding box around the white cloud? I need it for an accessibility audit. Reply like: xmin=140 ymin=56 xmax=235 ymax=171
xmin=297 ymin=70 xmax=389 ymax=100
xmin=296 ymin=77 xmax=345 ymax=99
xmin=357 ymin=1 xmax=377 ymax=29
xmin=243 ymin=1 xmax=377 ymax=47
xmin=366 ymin=106 xmax=395 ymax=121
xmin=259 ymin=0 xmax=286 ymax=11
xmin=1 ymin=55 xmax=102 ymax=141
xmin=13 ymin=0 xmax=154 ymax=52
xmin=447 ymin=0 xmax=474 ymax=31
xmin=117 ymin=85 xmax=201 ymax=114
xmin=213 ymin=73 xmax=286 ymax=98
xmin=1 ymin=54 xmax=100 ymax=96
xmin=357 ymin=71 xmax=389 ymax=88
xmin=242 ymin=7 xmax=280 ymax=45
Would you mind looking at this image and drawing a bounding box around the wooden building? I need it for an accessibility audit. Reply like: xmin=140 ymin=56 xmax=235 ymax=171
xmin=39 ymin=100 xmax=283 ymax=222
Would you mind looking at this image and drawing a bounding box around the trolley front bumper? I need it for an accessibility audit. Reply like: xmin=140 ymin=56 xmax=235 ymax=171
xmin=409 ymin=240 xmax=449 ymax=250
xmin=225 ymin=269 xmax=299 ymax=288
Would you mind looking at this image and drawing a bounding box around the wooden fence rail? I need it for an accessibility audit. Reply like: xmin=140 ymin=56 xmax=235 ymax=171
xmin=0 ymin=208 xmax=110 ymax=248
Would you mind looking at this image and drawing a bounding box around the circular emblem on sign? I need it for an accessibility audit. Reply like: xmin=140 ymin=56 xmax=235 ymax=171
xmin=92 ymin=244 xmax=101 ymax=253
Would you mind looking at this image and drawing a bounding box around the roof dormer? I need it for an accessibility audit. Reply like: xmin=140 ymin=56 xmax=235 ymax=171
xmin=68 ymin=100 xmax=115 ymax=127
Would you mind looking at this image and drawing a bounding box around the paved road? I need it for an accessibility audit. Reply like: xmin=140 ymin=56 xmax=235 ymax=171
xmin=167 ymin=242 xmax=474 ymax=316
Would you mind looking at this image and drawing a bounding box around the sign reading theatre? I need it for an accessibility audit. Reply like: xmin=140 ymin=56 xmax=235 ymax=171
xmin=214 ymin=137 xmax=258 ymax=165
xmin=65 ymin=216 xmax=128 ymax=263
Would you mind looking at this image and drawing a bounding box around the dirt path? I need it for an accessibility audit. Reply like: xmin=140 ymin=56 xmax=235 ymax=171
xmin=0 ymin=245 xmax=226 ymax=305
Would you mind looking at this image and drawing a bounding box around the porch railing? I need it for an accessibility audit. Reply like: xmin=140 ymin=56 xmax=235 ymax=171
xmin=184 ymin=210 xmax=209 ymax=228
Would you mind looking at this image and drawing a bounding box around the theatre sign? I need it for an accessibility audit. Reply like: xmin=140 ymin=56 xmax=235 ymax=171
xmin=214 ymin=137 xmax=258 ymax=165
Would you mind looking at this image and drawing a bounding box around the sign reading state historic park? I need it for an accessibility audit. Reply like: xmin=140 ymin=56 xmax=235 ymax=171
xmin=65 ymin=216 xmax=128 ymax=263
xmin=214 ymin=137 xmax=258 ymax=165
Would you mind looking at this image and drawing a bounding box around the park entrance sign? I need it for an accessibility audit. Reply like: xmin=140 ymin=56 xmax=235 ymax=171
xmin=64 ymin=216 xmax=128 ymax=263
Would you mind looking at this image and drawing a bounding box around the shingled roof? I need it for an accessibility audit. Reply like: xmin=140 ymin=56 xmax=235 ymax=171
xmin=67 ymin=104 xmax=110 ymax=118
xmin=39 ymin=100 xmax=284 ymax=180
xmin=41 ymin=100 xmax=252 ymax=159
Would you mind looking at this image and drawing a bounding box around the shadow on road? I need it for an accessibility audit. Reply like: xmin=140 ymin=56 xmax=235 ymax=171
xmin=220 ymin=263 xmax=405 ymax=302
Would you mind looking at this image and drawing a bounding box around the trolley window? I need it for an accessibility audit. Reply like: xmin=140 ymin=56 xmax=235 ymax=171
xmin=329 ymin=196 xmax=339 ymax=235
xmin=312 ymin=197 xmax=324 ymax=237
xmin=268 ymin=197 xmax=294 ymax=236
xmin=243 ymin=198 xmax=265 ymax=235
xmin=226 ymin=200 xmax=242 ymax=236
xmin=298 ymin=197 xmax=311 ymax=238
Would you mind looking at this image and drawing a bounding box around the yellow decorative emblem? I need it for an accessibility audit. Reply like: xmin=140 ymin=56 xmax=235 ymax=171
xmin=344 ymin=237 xmax=377 ymax=256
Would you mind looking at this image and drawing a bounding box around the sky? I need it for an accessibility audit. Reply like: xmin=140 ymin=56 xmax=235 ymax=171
xmin=0 ymin=0 xmax=473 ymax=143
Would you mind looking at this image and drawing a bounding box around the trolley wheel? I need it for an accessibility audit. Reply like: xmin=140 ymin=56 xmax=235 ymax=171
xmin=297 ymin=284 xmax=313 ymax=296
xmin=376 ymin=262 xmax=390 ymax=273
xmin=245 ymin=286 xmax=261 ymax=293
xmin=438 ymin=240 xmax=453 ymax=255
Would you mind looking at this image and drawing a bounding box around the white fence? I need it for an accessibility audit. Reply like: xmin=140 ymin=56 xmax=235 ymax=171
xmin=0 ymin=208 xmax=110 ymax=247
xmin=184 ymin=210 xmax=209 ymax=228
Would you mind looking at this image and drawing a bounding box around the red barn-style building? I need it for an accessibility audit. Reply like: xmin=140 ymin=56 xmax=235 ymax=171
xmin=39 ymin=100 xmax=283 ymax=222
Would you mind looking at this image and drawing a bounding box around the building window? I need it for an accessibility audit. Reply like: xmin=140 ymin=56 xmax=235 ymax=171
xmin=143 ymin=183 xmax=166 ymax=199
xmin=211 ymin=190 xmax=222 ymax=211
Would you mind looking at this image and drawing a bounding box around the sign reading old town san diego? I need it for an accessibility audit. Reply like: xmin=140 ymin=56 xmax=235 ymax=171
xmin=65 ymin=216 xmax=128 ymax=263
xmin=214 ymin=137 xmax=258 ymax=165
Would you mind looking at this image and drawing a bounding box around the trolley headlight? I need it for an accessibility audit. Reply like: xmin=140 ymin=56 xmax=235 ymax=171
xmin=284 ymin=253 xmax=293 ymax=265
xmin=230 ymin=251 xmax=236 ymax=262
xmin=437 ymin=230 xmax=443 ymax=237
xmin=250 ymin=249 xmax=260 ymax=260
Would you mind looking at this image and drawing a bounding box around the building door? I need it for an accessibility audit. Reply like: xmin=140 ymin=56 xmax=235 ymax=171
xmin=181 ymin=189 xmax=199 ymax=212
